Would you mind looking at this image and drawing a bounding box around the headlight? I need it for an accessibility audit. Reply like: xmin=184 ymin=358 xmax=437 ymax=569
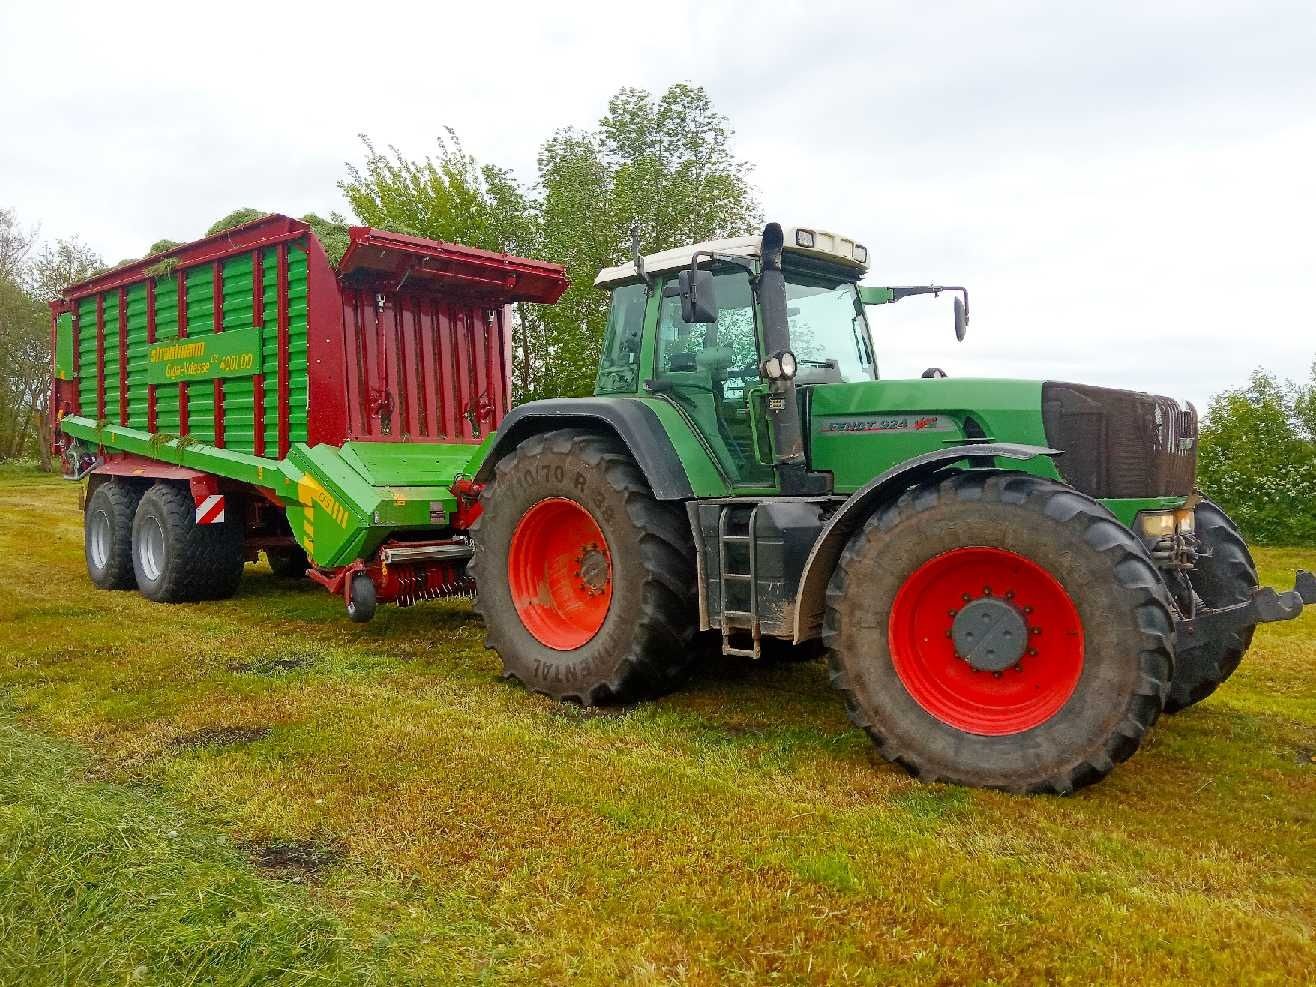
xmin=1139 ymin=512 xmax=1175 ymax=539
xmin=795 ymin=229 xmax=815 ymax=248
xmin=762 ymin=350 xmax=798 ymax=381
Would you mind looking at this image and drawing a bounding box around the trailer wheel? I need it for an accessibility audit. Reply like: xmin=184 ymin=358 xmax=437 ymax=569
xmin=132 ymin=483 xmax=244 ymax=603
xmin=825 ymin=471 xmax=1174 ymax=794
xmin=346 ymin=572 xmax=377 ymax=623
xmin=1164 ymin=499 xmax=1257 ymax=713
xmin=85 ymin=481 xmax=141 ymax=590
xmin=471 ymin=428 xmax=697 ymax=705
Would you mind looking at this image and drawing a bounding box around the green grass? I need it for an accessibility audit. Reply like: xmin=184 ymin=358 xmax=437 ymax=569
xmin=0 ymin=469 xmax=1312 ymax=985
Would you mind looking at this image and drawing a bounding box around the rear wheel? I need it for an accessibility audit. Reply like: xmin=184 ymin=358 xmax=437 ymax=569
xmin=471 ymin=428 xmax=697 ymax=704
xmin=825 ymin=471 xmax=1174 ymax=794
xmin=132 ymin=483 xmax=244 ymax=603
xmin=1164 ymin=499 xmax=1257 ymax=713
xmin=85 ymin=481 xmax=141 ymax=590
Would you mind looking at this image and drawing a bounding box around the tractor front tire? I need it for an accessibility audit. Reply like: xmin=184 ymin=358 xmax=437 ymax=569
xmin=825 ymin=471 xmax=1174 ymax=794
xmin=471 ymin=428 xmax=697 ymax=705
xmin=132 ymin=483 xmax=244 ymax=603
xmin=85 ymin=481 xmax=142 ymax=590
xmin=1164 ymin=499 xmax=1257 ymax=714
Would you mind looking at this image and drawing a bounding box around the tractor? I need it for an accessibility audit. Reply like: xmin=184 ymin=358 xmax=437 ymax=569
xmin=470 ymin=222 xmax=1314 ymax=793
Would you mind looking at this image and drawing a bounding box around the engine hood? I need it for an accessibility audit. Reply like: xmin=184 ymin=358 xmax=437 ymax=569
xmin=806 ymin=377 xmax=1197 ymax=499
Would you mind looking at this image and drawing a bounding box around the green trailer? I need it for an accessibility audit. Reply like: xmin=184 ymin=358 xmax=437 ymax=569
xmin=54 ymin=215 xmax=1315 ymax=793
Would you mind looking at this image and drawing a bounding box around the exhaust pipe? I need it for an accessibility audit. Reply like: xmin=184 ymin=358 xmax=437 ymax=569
xmin=758 ymin=223 xmax=828 ymax=495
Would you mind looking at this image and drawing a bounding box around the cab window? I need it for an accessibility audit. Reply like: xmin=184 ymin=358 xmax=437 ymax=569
xmin=595 ymin=282 xmax=648 ymax=394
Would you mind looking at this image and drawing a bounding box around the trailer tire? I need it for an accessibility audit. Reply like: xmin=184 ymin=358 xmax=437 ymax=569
xmin=471 ymin=428 xmax=697 ymax=705
xmin=825 ymin=471 xmax=1174 ymax=794
xmin=1164 ymin=499 xmax=1257 ymax=714
xmin=85 ymin=481 xmax=141 ymax=590
xmin=132 ymin=483 xmax=244 ymax=603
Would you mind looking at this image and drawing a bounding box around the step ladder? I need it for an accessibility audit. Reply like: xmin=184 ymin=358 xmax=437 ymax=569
xmin=717 ymin=504 xmax=761 ymax=658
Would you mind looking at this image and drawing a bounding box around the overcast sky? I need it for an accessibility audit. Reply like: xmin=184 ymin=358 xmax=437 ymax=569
xmin=3 ymin=1 xmax=1313 ymax=412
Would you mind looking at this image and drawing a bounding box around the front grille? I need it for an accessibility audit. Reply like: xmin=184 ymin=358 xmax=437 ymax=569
xmin=1041 ymin=382 xmax=1197 ymax=498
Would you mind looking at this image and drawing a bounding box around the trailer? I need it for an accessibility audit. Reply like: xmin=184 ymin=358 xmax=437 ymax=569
xmin=52 ymin=214 xmax=566 ymax=618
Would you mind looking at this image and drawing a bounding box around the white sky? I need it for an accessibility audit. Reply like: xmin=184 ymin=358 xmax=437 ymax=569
xmin=3 ymin=0 xmax=1313 ymax=412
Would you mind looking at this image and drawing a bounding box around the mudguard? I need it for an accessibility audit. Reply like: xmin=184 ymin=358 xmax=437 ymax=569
xmin=791 ymin=443 xmax=1060 ymax=642
xmin=474 ymin=398 xmax=696 ymax=500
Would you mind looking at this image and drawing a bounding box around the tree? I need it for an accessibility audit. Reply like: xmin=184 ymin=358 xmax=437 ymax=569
xmin=1197 ymin=366 xmax=1316 ymax=545
xmin=0 ymin=214 xmax=104 ymax=470
xmin=340 ymin=83 xmax=760 ymax=401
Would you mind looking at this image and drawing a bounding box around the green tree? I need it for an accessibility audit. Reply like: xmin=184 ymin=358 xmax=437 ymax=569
xmin=1197 ymin=366 xmax=1316 ymax=545
xmin=0 ymin=216 xmax=104 ymax=470
xmin=340 ymin=83 xmax=760 ymax=401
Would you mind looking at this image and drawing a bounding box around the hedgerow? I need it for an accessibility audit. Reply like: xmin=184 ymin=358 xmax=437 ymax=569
xmin=1197 ymin=365 xmax=1316 ymax=545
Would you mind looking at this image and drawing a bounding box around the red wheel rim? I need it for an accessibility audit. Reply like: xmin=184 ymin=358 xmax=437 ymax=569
xmin=507 ymin=498 xmax=613 ymax=650
xmin=888 ymin=547 xmax=1084 ymax=735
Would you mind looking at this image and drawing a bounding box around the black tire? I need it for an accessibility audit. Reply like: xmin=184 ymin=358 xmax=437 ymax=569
xmin=346 ymin=571 xmax=377 ymax=622
xmin=131 ymin=483 xmax=244 ymax=603
xmin=1164 ymin=499 xmax=1258 ymax=714
xmin=84 ymin=481 xmax=142 ymax=590
xmin=266 ymin=546 xmax=309 ymax=579
xmin=824 ymin=471 xmax=1174 ymax=794
xmin=471 ymin=428 xmax=697 ymax=705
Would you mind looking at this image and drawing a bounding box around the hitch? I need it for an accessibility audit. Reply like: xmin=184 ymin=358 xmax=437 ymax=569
xmin=1176 ymin=569 xmax=1316 ymax=645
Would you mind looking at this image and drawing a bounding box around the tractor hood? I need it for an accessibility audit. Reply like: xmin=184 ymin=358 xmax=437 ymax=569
xmin=807 ymin=377 xmax=1198 ymax=500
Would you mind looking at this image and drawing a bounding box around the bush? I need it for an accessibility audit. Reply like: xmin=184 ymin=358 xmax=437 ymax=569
xmin=1197 ymin=366 xmax=1316 ymax=545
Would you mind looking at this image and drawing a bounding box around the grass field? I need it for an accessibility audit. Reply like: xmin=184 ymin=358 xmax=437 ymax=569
xmin=0 ymin=469 xmax=1312 ymax=985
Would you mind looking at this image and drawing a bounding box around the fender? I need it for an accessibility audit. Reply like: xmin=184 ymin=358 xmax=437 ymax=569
xmin=475 ymin=398 xmax=695 ymax=500
xmin=791 ymin=442 xmax=1061 ymax=643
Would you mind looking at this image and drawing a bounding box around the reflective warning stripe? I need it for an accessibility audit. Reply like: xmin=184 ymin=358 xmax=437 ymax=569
xmin=195 ymin=494 xmax=225 ymax=525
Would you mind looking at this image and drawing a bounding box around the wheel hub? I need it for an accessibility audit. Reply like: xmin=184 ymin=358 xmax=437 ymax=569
xmin=952 ymin=597 xmax=1028 ymax=672
xmin=576 ymin=545 xmax=610 ymax=596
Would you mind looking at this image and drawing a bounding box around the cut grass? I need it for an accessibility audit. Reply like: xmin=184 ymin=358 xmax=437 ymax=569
xmin=0 ymin=470 xmax=1312 ymax=984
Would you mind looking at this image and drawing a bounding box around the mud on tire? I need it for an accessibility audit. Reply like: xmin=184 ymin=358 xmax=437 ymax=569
xmin=132 ymin=483 xmax=244 ymax=603
xmin=1164 ymin=499 xmax=1258 ymax=714
xmin=825 ymin=471 xmax=1174 ymax=794
xmin=471 ymin=428 xmax=697 ymax=704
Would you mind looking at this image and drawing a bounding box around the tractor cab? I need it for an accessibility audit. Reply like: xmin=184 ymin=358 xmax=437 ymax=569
xmin=593 ymin=226 xmax=955 ymax=490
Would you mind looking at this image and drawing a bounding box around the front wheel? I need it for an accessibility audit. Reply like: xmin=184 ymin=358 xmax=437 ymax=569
xmin=825 ymin=471 xmax=1174 ymax=794
xmin=471 ymin=429 xmax=697 ymax=705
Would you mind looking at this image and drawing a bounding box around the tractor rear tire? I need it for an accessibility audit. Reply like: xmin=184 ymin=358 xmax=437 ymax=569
xmin=471 ymin=428 xmax=697 ymax=705
xmin=825 ymin=471 xmax=1174 ymax=794
xmin=131 ymin=483 xmax=244 ymax=603
xmin=85 ymin=481 xmax=141 ymax=590
xmin=1164 ymin=499 xmax=1257 ymax=714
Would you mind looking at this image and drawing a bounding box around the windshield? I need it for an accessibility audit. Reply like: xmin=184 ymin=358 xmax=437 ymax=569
xmin=784 ymin=273 xmax=876 ymax=382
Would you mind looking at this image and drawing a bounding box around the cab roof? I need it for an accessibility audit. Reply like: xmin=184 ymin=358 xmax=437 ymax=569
xmin=593 ymin=225 xmax=868 ymax=288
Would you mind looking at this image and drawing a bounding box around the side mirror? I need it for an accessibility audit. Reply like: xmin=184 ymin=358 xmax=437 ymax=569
xmin=679 ymin=268 xmax=718 ymax=324
xmin=953 ymin=296 xmax=968 ymax=342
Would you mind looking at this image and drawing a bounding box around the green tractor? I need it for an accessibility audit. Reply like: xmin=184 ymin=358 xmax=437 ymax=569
xmin=471 ymin=222 xmax=1313 ymax=793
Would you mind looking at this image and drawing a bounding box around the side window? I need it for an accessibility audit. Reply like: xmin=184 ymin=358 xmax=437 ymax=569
xmin=595 ymin=282 xmax=648 ymax=394
xmin=656 ymin=268 xmax=758 ymax=396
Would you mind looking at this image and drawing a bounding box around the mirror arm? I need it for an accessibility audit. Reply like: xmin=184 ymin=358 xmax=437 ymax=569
xmin=881 ymin=285 xmax=970 ymax=325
